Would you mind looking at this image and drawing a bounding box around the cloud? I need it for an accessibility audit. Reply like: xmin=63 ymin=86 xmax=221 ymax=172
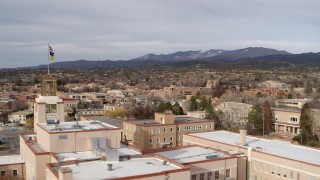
xmin=0 ymin=0 xmax=319 ymax=68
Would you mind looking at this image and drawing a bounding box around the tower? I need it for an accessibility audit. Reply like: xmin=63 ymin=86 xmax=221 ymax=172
xmin=41 ymin=76 xmax=57 ymax=96
xmin=34 ymin=76 xmax=65 ymax=127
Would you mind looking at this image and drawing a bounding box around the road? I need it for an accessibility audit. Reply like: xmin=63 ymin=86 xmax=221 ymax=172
xmin=0 ymin=127 xmax=32 ymax=155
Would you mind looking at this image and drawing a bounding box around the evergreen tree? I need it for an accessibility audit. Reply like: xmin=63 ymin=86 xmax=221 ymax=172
xmin=189 ymin=96 xmax=198 ymax=111
xmin=304 ymin=82 xmax=313 ymax=95
xmin=300 ymin=103 xmax=313 ymax=144
xmin=157 ymin=102 xmax=172 ymax=112
xmin=172 ymin=102 xmax=184 ymax=115
xmin=248 ymin=104 xmax=263 ymax=135
xmin=198 ymin=97 xmax=207 ymax=111
xmin=205 ymin=98 xmax=214 ymax=114
xmin=263 ymin=101 xmax=273 ymax=134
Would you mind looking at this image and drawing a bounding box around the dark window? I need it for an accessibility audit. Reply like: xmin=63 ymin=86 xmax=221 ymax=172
xmin=208 ymin=172 xmax=212 ymax=180
xmin=226 ymin=169 xmax=230 ymax=178
xmin=215 ymin=170 xmax=219 ymax=179
xmin=191 ymin=174 xmax=196 ymax=180
xmin=200 ymin=173 xmax=204 ymax=180
xmin=1 ymin=171 xmax=5 ymax=176
xmin=13 ymin=170 xmax=18 ymax=176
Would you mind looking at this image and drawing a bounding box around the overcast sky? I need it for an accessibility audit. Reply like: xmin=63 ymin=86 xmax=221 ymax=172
xmin=1 ymin=0 xmax=319 ymax=68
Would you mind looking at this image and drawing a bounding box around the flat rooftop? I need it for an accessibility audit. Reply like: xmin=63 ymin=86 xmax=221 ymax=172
xmin=55 ymin=151 xmax=101 ymax=162
xmin=190 ymin=131 xmax=320 ymax=166
xmin=38 ymin=120 xmax=118 ymax=132
xmin=156 ymin=146 xmax=227 ymax=164
xmin=84 ymin=116 xmax=123 ymax=129
xmin=56 ymin=158 xmax=182 ymax=179
xmin=0 ymin=155 xmax=24 ymax=165
xmin=128 ymin=117 xmax=211 ymax=126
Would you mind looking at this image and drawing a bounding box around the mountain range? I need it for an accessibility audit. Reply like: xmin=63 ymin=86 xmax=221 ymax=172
xmin=14 ymin=47 xmax=320 ymax=70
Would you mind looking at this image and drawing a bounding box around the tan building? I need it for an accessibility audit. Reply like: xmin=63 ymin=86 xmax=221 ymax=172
xmin=275 ymin=98 xmax=312 ymax=109
xmin=123 ymin=111 xmax=214 ymax=151
xmin=184 ymin=130 xmax=320 ymax=180
xmin=186 ymin=111 xmax=208 ymax=119
xmin=0 ymin=155 xmax=24 ymax=179
xmin=273 ymin=108 xmax=301 ymax=134
xmin=8 ymin=110 xmax=33 ymax=124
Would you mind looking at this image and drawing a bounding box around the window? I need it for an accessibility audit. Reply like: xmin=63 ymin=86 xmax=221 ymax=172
xmin=137 ymin=127 xmax=140 ymax=133
xmin=1 ymin=171 xmax=5 ymax=176
xmin=283 ymin=168 xmax=287 ymax=178
xmin=215 ymin=170 xmax=219 ymax=179
xmin=149 ymin=129 xmax=153 ymax=135
xmin=177 ymin=126 xmax=180 ymax=131
xmin=137 ymin=137 xmax=140 ymax=143
xmin=170 ymin=136 xmax=173 ymax=142
xmin=271 ymin=165 xmax=275 ymax=174
xmin=149 ymin=138 xmax=153 ymax=144
xmin=156 ymin=128 xmax=160 ymax=134
xmin=290 ymin=171 xmax=293 ymax=179
xmin=59 ymin=135 xmax=68 ymax=140
xmin=208 ymin=172 xmax=212 ymax=180
xmin=12 ymin=170 xmax=18 ymax=176
xmin=177 ymin=135 xmax=180 ymax=141
xmin=163 ymin=137 xmax=167 ymax=142
xmin=290 ymin=117 xmax=298 ymax=123
xmin=156 ymin=138 xmax=160 ymax=144
xmin=226 ymin=169 xmax=230 ymax=178
xmin=191 ymin=174 xmax=196 ymax=180
xmin=297 ymin=173 xmax=300 ymax=180
xmin=200 ymin=173 xmax=204 ymax=180
xmin=170 ymin=127 xmax=173 ymax=132
xmin=163 ymin=128 xmax=167 ymax=133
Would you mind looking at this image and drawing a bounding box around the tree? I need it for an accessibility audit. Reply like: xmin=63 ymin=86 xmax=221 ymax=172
xmin=205 ymin=98 xmax=214 ymax=114
xmin=172 ymin=102 xmax=184 ymax=115
xmin=25 ymin=117 xmax=34 ymax=128
xmin=248 ymin=104 xmax=263 ymax=135
xmin=263 ymin=101 xmax=273 ymax=134
xmin=304 ymin=82 xmax=313 ymax=95
xmin=189 ymin=96 xmax=198 ymax=111
xmin=299 ymin=103 xmax=313 ymax=145
xmin=198 ymin=97 xmax=207 ymax=111
xmin=157 ymin=102 xmax=172 ymax=113
xmin=130 ymin=104 xmax=155 ymax=119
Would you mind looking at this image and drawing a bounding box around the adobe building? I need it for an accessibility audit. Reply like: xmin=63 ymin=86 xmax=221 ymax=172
xmin=183 ymin=130 xmax=320 ymax=180
xmin=34 ymin=76 xmax=65 ymax=124
xmin=123 ymin=111 xmax=214 ymax=151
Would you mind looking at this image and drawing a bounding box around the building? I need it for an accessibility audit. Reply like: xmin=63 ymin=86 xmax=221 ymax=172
xmin=123 ymin=111 xmax=214 ymax=151
xmin=153 ymin=146 xmax=245 ymax=180
xmin=275 ymin=98 xmax=312 ymax=109
xmin=0 ymin=155 xmax=24 ymax=179
xmin=34 ymin=77 xmax=65 ymax=124
xmin=186 ymin=111 xmax=208 ymax=119
xmin=273 ymin=108 xmax=301 ymax=134
xmin=61 ymin=98 xmax=78 ymax=110
xmin=215 ymin=102 xmax=252 ymax=127
xmin=8 ymin=110 xmax=33 ymax=124
xmin=184 ymin=130 xmax=320 ymax=180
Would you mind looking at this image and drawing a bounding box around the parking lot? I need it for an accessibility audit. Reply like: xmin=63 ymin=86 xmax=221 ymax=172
xmin=0 ymin=127 xmax=32 ymax=155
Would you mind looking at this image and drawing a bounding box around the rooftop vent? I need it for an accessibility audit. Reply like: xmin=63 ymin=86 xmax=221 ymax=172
xmin=107 ymin=164 xmax=112 ymax=171
xmin=206 ymin=154 xmax=218 ymax=160
xmin=145 ymin=162 xmax=153 ymax=166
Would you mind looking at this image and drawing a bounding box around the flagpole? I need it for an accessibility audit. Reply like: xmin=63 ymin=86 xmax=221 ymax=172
xmin=48 ymin=43 xmax=50 ymax=76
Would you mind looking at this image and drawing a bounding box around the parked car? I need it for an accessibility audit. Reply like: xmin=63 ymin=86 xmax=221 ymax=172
xmin=0 ymin=135 xmax=8 ymax=145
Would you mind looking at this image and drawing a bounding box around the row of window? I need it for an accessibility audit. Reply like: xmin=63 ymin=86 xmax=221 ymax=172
xmin=191 ymin=169 xmax=231 ymax=180
xmin=252 ymin=160 xmax=316 ymax=180
xmin=125 ymin=124 xmax=214 ymax=134
xmin=149 ymin=136 xmax=174 ymax=144
xmin=149 ymin=127 xmax=174 ymax=135
xmin=0 ymin=170 xmax=18 ymax=177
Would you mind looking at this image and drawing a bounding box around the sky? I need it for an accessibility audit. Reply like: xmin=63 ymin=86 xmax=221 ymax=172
xmin=0 ymin=0 xmax=320 ymax=68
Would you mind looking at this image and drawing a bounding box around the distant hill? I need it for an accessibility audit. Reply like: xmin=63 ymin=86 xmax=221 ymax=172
xmin=134 ymin=47 xmax=290 ymax=62
xmin=10 ymin=47 xmax=320 ymax=71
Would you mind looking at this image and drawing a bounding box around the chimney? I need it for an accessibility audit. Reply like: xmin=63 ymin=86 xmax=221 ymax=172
xmin=107 ymin=164 xmax=113 ymax=171
xmin=239 ymin=130 xmax=247 ymax=146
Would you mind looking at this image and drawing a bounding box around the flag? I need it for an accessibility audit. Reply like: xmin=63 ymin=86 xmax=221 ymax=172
xmin=49 ymin=45 xmax=54 ymax=62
